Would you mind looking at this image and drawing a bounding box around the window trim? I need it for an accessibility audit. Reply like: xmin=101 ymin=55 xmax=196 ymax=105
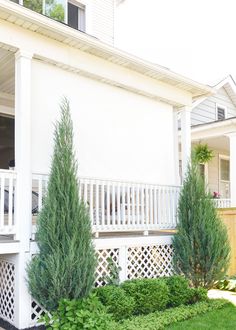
xmin=216 ymin=103 xmax=227 ymax=121
xmin=66 ymin=0 xmax=91 ymax=33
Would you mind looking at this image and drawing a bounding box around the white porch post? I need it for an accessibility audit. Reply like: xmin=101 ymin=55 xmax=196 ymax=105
xmin=181 ymin=106 xmax=191 ymax=180
xmin=14 ymin=49 xmax=33 ymax=329
xmin=228 ymin=132 xmax=236 ymax=207
xmin=173 ymin=110 xmax=180 ymax=185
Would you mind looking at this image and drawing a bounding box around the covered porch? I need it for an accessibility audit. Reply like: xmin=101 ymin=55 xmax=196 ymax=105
xmin=191 ymin=118 xmax=236 ymax=208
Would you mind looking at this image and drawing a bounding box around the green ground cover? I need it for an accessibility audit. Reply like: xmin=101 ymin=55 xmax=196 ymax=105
xmin=166 ymin=303 xmax=236 ymax=330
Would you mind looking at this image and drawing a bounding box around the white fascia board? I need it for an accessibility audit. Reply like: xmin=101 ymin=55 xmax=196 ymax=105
xmin=0 ymin=0 xmax=214 ymax=99
xmin=191 ymin=118 xmax=236 ymax=140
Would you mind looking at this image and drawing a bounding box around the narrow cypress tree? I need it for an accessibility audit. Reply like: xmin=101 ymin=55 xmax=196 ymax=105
xmin=172 ymin=161 xmax=230 ymax=288
xmin=27 ymin=98 xmax=96 ymax=310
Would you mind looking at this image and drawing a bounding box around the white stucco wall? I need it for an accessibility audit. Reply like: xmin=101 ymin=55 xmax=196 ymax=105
xmin=31 ymin=59 xmax=175 ymax=185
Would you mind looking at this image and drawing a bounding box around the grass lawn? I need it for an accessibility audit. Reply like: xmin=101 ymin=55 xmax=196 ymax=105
xmin=166 ymin=303 xmax=236 ymax=329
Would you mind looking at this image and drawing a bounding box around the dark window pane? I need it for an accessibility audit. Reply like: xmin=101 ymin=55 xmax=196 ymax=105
xmin=68 ymin=2 xmax=78 ymax=30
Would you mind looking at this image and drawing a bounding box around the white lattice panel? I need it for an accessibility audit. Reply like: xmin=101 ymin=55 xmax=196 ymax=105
xmin=31 ymin=300 xmax=46 ymax=325
xmin=127 ymin=244 xmax=173 ymax=279
xmin=95 ymin=248 xmax=119 ymax=287
xmin=0 ymin=259 xmax=15 ymax=323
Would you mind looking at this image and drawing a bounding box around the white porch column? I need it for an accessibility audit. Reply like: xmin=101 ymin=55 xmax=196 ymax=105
xmin=181 ymin=106 xmax=191 ymax=180
xmin=228 ymin=132 xmax=236 ymax=207
xmin=14 ymin=49 xmax=33 ymax=329
xmin=173 ymin=110 xmax=180 ymax=185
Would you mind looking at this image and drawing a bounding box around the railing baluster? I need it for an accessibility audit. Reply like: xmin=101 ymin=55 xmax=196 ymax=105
xmin=0 ymin=174 xmax=5 ymax=229
xmin=127 ymin=185 xmax=131 ymax=227
xmin=106 ymin=183 xmax=110 ymax=227
xmin=136 ymin=184 xmax=140 ymax=227
xmin=101 ymin=181 xmax=105 ymax=229
xmin=122 ymin=184 xmax=126 ymax=226
xmin=8 ymin=175 xmax=13 ymax=227
xmin=112 ymin=184 xmax=116 ymax=227
xmin=141 ymin=185 xmax=145 ymax=226
xmin=117 ymin=184 xmax=121 ymax=227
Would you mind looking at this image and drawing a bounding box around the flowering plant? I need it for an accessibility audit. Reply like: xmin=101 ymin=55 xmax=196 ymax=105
xmin=213 ymin=192 xmax=220 ymax=199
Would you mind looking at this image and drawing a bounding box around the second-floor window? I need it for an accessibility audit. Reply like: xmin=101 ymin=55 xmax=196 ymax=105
xmin=68 ymin=1 xmax=86 ymax=32
xmin=11 ymin=0 xmax=86 ymax=32
xmin=216 ymin=105 xmax=226 ymax=121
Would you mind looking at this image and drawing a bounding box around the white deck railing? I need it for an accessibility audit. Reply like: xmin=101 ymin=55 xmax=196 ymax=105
xmin=32 ymin=174 xmax=180 ymax=234
xmin=212 ymin=198 xmax=231 ymax=209
xmin=0 ymin=170 xmax=17 ymax=235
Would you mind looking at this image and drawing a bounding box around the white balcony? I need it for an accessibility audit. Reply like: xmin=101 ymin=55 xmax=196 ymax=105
xmin=32 ymin=174 xmax=181 ymax=236
xmin=212 ymin=198 xmax=231 ymax=209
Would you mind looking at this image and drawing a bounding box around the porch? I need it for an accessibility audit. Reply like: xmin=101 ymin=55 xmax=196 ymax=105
xmin=191 ymin=118 xmax=236 ymax=207
xmin=0 ymin=169 xmax=180 ymax=241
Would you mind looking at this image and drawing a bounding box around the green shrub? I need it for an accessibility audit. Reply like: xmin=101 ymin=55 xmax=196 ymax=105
xmin=121 ymin=278 xmax=169 ymax=315
xmin=188 ymin=287 xmax=208 ymax=304
xmin=215 ymin=275 xmax=236 ymax=292
xmin=173 ymin=161 xmax=230 ymax=288
xmin=94 ymin=285 xmax=135 ymax=321
xmin=42 ymin=294 xmax=114 ymax=330
xmin=114 ymin=299 xmax=229 ymax=330
xmin=165 ymin=276 xmax=191 ymax=307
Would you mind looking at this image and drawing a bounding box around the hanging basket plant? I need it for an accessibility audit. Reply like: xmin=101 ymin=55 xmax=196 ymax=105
xmin=192 ymin=143 xmax=214 ymax=164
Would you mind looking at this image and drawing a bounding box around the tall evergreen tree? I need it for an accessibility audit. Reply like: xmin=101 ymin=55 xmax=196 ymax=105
xmin=172 ymin=161 xmax=230 ymax=288
xmin=27 ymin=98 xmax=96 ymax=310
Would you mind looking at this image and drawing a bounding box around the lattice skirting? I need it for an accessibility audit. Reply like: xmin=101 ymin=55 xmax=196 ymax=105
xmin=127 ymin=244 xmax=174 ymax=279
xmin=30 ymin=239 xmax=174 ymax=326
xmin=0 ymin=259 xmax=15 ymax=324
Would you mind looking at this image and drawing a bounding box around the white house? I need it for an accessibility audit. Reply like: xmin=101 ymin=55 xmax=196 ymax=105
xmin=0 ymin=1 xmax=213 ymax=329
xmin=190 ymin=75 xmax=236 ymax=208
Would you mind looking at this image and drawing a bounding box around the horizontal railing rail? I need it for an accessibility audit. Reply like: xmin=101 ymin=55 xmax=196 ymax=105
xmin=0 ymin=170 xmax=17 ymax=235
xmin=32 ymin=174 xmax=181 ymax=234
xmin=212 ymin=198 xmax=231 ymax=209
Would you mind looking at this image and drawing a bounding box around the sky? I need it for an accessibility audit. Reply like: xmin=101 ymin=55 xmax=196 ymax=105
xmin=115 ymin=0 xmax=236 ymax=86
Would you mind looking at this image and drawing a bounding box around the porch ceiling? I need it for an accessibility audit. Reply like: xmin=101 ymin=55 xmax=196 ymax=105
xmin=193 ymin=136 xmax=229 ymax=153
xmin=0 ymin=47 xmax=15 ymax=108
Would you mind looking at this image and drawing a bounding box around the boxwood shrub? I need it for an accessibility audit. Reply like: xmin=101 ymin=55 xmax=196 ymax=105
xmin=94 ymin=285 xmax=135 ymax=321
xmin=121 ymin=278 xmax=169 ymax=315
xmin=165 ymin=275 xmax=192 ymax=307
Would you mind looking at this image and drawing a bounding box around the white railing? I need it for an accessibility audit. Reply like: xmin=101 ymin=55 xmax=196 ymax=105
xmin=212 ymin=198 xmax=231 ymax=208
xmin=0 ymin=170 xmax=17 ymax=235
xmin=32 ymin=174 xmax=180 ymax=234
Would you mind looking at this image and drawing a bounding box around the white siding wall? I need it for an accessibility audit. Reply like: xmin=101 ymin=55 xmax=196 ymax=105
xmin=91 ymin=0 xmax=114 ymax=44
xmin=31 ymin=59 xmax=176 ymax=186
xmin=191 ymin=87 xmax=236 ymax=126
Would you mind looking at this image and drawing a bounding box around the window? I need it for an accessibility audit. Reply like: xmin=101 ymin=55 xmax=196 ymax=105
xmin=68 ymin=1 xmax=86 ymax=32
xmin=216 ymin=105 xmax=226 ymax=121
xmin=220 ymin=158 xmax=230 ymax=181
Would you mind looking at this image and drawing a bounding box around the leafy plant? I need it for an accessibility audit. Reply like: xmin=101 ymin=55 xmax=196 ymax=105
xmin=42 ymin=295 xmax=114 ymax=330
xmin=192 ymin=143 xmax=214 ymax=164
xmin=172 ymin=161 xmax=230 ymax=288
xmin=103 ymin=257 xmax=121 ymax=286
xmin=114 ymin=300 xmax=229 ymax=330
xmin=165 ymin=276 xmax=191 ymax=307
xmin=27 ymin=98 xmax=96 ymax=310
xmin=215 ymin=275 xmax=236 ymax=292
xmin=95 ymin=285 xmax=135 ymax=321
xmin=121 ymin=278 xmax=169 ymax=315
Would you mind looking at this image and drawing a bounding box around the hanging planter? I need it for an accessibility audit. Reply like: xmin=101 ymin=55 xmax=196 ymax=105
xmin=192 ymin=143 xmax=214 ymax=164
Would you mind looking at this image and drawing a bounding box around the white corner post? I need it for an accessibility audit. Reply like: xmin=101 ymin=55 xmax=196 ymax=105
xmin=180 ymin=106 xmax=191 ymax=180
xmin=173 ymin=110 xmax=180 ymax=186
xmin=227 ymin=132 xmax=236 ymax=207
xmin=14 ymin=49 xmax=33 ymax=329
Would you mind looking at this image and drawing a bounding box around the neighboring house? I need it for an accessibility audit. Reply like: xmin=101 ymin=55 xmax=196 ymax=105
xmin=191 ymin=75 xmax=236 ymax=208
xmin=0 ymin=1 xmax=213 ymax=329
